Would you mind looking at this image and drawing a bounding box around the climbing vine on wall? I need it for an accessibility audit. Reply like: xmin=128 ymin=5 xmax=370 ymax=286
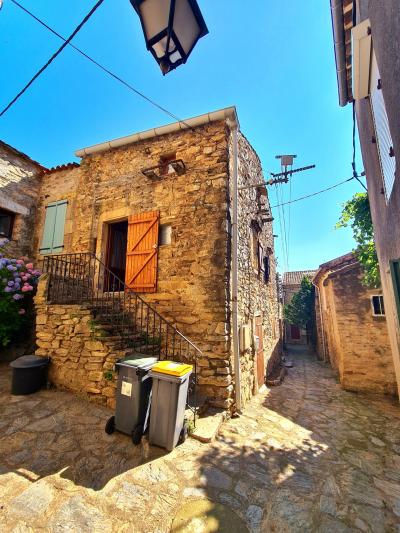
xmin=336 ymin=192 xmax=380 ymax=288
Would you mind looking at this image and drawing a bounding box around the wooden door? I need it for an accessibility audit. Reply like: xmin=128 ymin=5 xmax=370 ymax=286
xmin=255 ymin=315 xmax=265 ymax=388
xmin=290 ymin=324 xmax=301 ymax=340
xmin=125 ymin=211 xmax=160 ymax=293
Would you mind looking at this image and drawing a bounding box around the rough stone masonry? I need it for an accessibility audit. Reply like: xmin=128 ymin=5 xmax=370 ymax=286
xmin=33 ymin=113 xmax=280 ymax=410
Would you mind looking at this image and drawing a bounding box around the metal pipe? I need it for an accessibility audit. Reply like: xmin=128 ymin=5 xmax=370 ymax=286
xmin=313 ymin=280 xmax=327 ymax=362
xmin=229 ymin=119 xmax=242 ymax=413
xmin=330 ymin=0 xmax=349 ymax=107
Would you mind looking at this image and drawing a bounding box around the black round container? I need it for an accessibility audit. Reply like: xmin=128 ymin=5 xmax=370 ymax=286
xmin=10 ymin=355 xmax=50 ymax=395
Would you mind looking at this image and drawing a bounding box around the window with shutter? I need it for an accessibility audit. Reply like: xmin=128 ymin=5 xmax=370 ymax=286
xmin=39 ymin=200 xmax=67 ymax=254
xmin=369 ymin=51 xmax=396 ymax=202
xmin=371 ymin=295 xmax=385 ymax=316
xmin=125 ymin=210 xmax=160 ymax=293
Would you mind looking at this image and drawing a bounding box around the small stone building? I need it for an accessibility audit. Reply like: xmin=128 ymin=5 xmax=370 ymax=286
xmin=282 ymin=270 xmax=316 ymax=345
xmin=313 ymin=253 xmax=397 ymax=395
xmin=0 ymin=141 xmax=45 ymax=257
xmin=32 ymin=107 xmax=281 ymax=411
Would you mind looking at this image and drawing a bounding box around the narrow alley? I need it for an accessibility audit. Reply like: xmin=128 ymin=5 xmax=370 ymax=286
xmin=1 ymin=346 xmax=399 ymax=532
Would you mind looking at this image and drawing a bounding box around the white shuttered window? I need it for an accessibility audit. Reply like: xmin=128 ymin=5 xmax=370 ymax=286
xmin=369 ymin=51 xmax=396 ymax=202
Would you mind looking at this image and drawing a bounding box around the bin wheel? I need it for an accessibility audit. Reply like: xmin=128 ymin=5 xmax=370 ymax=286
xmin=105 ymin=416 xmax=115 ymax=435
xmin=132 ymin=424 xmax=144 ymax=445
xmin=179 ymin=420 xmax=189 ymax=445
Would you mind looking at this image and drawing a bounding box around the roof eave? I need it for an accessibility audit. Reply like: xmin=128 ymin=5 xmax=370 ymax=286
xmin=75 ymin=106 xmax=239 ymax=158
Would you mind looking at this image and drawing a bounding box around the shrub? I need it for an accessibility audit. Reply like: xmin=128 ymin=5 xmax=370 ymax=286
xmin=0 ymin=238 xmax=41 ymax=347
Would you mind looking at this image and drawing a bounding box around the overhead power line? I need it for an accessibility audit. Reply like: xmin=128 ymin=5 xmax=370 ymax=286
xmin=270 ymin=175 xmax=361 ymax=209
xmin=1 ymin=0 xmax=106 ymax=118
xmin=8 ymin=0 xmax=193 ymax=129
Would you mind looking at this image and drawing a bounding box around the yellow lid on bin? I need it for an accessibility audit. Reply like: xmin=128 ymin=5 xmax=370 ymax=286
xmin=151 ymin=361 xmax=193 ymax=377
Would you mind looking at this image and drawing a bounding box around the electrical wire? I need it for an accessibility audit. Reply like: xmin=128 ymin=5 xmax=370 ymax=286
xmin=7 ymin=0 xmax=194 ymax=129
xmin=0 ymin=0 xmax=107 ymax=118
xmin=287 ymin=168 xmax=292 ymax=270
xmin=270 ymin=175 xmax=357 ymax=209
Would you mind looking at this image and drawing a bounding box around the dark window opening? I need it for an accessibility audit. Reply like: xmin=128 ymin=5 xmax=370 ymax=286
xmin=0 ymin=209 xmax=15 ymax=239
xmin=159 ymin=152 xmax=177 ymax=175
xmin=371 ymin=295 xmax=385 ymax=316
xmin=105 ymin=220 xmax=128 ymax=291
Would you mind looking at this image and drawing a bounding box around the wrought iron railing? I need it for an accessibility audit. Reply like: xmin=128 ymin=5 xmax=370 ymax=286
xmin=42 ymin=252 xmax=201 ymax=419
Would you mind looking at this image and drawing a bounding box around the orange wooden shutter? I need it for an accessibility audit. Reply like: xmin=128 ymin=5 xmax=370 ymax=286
xmin=125 ymin=210 xmax=159 ymax=293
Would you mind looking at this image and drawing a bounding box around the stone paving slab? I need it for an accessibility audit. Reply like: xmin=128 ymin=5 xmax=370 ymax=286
xmin=1 ymin=347 xmax=400 ymax=532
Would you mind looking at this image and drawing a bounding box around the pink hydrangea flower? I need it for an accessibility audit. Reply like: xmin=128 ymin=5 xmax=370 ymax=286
xmin=21 ymin=285 xmax=33 ymax=292
xmin=16 ymin=259 xmax=24 ymax=265
xmin=26 ymin=263 xmax=33 ymax=270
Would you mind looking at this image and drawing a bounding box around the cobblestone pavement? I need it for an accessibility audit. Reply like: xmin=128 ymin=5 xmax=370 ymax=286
xmin=1 ymin=346 xmax=400 ymax=532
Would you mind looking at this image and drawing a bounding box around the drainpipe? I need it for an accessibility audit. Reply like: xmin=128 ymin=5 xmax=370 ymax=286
xmin=313 ymin=281 xmax=327 ymax=362
xmin=330 ymin=0 xmax=349 ymax=107
xmin=228 ymin=119 xmax=242 ymax=413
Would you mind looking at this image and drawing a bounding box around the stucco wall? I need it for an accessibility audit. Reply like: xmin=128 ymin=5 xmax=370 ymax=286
xmin=0 ymin=142 xmax=42 ymax=258
xmin=315 ymin=263 xmax=397 ymax=395
xmin=355 ymin=0 xmax=400 ymax=395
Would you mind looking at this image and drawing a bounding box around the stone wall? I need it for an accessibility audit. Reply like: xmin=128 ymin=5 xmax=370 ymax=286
xmin=233 ymin=133 xmax=281 ymax=404
xmin=315 ymin=262 xmax=397 ymax=395
xmin=35 ymin=275 xmax=118 ymax=408
xmin=0 ymin=142 xmax=43 ymax=257
xmin=33 ymin=119 xmax=280 ymax=410
xmin=34 ymin=121 xmax=232 ymax=407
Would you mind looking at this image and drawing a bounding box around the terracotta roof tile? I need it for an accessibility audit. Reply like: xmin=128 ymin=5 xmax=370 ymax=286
xmin=42 ymin=162 xmax=80 ymax=174
xmin=282 ymin=270 xmax=317 ymax=286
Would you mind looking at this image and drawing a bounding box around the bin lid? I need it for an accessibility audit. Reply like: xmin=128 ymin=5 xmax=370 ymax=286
xmin=150 ymin=360 xmax=193 ymax=377
xmin=116 ymin=355 xmax=158 ymax=371
xmin=10 ymin=355 xmax=49 ymax=369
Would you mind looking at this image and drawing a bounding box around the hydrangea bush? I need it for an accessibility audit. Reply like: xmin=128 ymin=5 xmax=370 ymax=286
xmin=0 ymin=238 xmax=41 ymax=347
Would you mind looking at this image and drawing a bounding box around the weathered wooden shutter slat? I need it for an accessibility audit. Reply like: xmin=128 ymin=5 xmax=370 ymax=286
xmin=39 ymin=204 xmax=57 ymax=253
xmin=370 ymin=51 xmax=396 ymax=201
xmin=125 ymin=210 xmax=159 ymax=293
xmin=52 ymin=201 xmax=67 ymax=253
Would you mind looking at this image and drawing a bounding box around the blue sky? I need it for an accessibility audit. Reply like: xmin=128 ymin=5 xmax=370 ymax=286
xmin=0 ymin=0 xmax=364 ymax=272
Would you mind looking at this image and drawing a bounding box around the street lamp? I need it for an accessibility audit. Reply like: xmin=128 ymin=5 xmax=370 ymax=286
xmin=130 ymin=0 xmax=208 ymax=74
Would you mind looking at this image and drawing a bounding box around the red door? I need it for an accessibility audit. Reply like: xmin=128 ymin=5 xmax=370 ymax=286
xmin=255 ymin=315 xmax=265 ymax=388
xmin=290 ymin=324 xmax=301 ymax=340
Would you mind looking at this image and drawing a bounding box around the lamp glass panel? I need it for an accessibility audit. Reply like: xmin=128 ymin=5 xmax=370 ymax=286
xmin=139 ymin=0 xmax=170 ymax=41
xmin=173 ymin=0 xmax=201 ymax=54
xmin=152 ymin=36 xmax=169 ymax=58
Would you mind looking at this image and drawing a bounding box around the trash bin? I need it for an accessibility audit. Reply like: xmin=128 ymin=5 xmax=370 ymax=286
xmin=105 ymin=355 xmax=157 ymax=444
xmin=10 ymin=355 xmax=50 ymax=395
xmin=148 ymin=361 xmax=192 ymax=451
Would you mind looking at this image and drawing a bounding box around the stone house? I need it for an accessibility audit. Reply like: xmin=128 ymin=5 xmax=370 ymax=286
xmin=282 ymin=270 xmax=316 ymax=345
xmin=330 ymin=0 xmax=400 ymax=397
xmin=0 ymin=141 xmax=45 ymax=257
xmin=32 ymin=107 xmax=281 ymax=412
xmin=313 ymin=253 xmax=397 ymax=395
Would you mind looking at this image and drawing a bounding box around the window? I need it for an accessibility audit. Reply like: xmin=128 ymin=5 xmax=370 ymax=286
xmin=370 ymin=50 xmax=396 ymax=202
xmin=263 ymin=255 xmax=271 ymax=283
xmin=371 ymin=295 xmax=385 ymax=316
xmin=0 ymin=208 xmax=15 ymax=239
xmin=40 ymin=200 xmax=67 ymax=254
xmin=390 ymin=260 xmax=400 ymax=324
xmin=159 ymin=224 xmax=172 ymax=245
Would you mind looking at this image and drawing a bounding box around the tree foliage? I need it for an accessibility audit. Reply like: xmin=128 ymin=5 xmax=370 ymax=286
xmin=283 ymin=276 xmax=315 ymax=330
xmin=336 ymin=193 xmax=380 ymax=288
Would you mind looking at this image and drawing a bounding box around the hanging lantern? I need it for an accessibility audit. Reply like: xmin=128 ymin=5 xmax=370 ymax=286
xmin=130 ymin=0 xmax=208 ymax=74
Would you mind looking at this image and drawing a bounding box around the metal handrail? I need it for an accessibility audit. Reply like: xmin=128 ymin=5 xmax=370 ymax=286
xmin=42 ymin=252 xmax=201 ymax=419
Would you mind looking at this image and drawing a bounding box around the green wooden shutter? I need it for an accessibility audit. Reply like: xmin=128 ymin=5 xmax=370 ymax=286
xmin=39 ymin=200 xmax=67 ymax=254
xmin=52 ymin=201 xmax=67 ymax=253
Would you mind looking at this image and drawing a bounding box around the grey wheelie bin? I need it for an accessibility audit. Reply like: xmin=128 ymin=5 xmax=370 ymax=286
xmin=148 ymin=361 xmax=193 ymax=451
xmin=105 ymin=355 xmax=157 ymax=444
